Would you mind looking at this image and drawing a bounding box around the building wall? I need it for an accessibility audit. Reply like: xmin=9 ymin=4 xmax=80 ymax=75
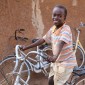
xmin=0 ymin=0 xmax=85 ymax=84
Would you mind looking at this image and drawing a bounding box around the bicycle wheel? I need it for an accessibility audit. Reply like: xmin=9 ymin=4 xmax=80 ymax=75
xmin=74 ymin=75 xmax=85 ymax=85
xmin=0 ymin=55 xmax=30 ymax=85
xmin=73 ymin=43 xmax=85 ymax=68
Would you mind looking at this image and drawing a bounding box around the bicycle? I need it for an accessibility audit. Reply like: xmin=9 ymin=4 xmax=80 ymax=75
xmin=0 ymin=44 xmax=52 ymax=85
xmin=0 ymin=45 xmax=85 ymax=85
xmin=0 ymin=22 xmax=85 ymax=85
xmin=73 ymin=22 xmax=85 ymax=68
xmin=64 ymin=65 xmax=85 ymax=85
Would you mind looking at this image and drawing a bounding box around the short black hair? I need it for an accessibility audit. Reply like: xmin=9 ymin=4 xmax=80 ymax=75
xmin=54 ymin=5 xmax=67 ymax=20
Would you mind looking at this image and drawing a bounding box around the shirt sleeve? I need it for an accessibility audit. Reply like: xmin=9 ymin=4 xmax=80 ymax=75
xmin=43 ymin=29 xmax=51 ymax=44
xmin=59 ymin=26 xmax=72 ymax=44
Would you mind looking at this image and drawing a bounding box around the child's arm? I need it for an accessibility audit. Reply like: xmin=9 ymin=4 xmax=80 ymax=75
xmin=21 ymin=38 xmax=45 ymax=51
xmin=47 ymin=40 xmax=65 ymax=62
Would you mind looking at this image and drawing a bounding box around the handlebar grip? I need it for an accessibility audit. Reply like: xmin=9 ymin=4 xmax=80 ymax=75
xmin=15 ymin=45 xmax=20 ymax=59
xmin=15 ymin=45 xmax=23 ymax=59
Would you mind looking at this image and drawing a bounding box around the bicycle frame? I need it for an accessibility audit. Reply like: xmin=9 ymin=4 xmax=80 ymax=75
xmin=74 ymin=24 xmax=85 ymax=54
xmin=12 ymin=45 xmax=50 ymax=85
xmin=16 ymin=46 xmax=49 ymax=71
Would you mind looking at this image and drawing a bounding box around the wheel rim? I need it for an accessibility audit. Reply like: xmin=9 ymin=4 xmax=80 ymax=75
xmin=0 ymin=56 xmax=16 ymax=85
xmin=76 ymin=78 xmax=85 ymax=85
xmin=0 ymin=56 xmax=30 ymax=85
xmin=73 ymin=43 xmax=85 ymax=68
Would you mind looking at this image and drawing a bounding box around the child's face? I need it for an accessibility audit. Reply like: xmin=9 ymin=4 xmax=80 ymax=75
xmin=52 ymin=7 xmax=65 ymax=27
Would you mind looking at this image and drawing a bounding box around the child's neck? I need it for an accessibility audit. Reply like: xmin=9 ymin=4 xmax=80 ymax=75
xmin=56 ymin=23 xmax=64 ymax=29
xmin=55 ymin=22 xmax=65 ymax=29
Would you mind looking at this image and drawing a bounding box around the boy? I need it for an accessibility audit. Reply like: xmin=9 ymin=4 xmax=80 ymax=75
xmin=21 ymin=5 xmax=77 ymax=85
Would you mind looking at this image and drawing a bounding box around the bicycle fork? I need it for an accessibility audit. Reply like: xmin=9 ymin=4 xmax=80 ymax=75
xmin=14 ymin=61 xmax=28 ymax=85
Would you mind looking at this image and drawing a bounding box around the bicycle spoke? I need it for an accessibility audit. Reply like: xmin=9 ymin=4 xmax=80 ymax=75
xmin=0 ymin=56 xmax=30 ymax=85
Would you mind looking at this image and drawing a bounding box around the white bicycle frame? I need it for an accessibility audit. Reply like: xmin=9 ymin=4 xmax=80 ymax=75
xmin=13 ymin=45 xmax=50 ymax=85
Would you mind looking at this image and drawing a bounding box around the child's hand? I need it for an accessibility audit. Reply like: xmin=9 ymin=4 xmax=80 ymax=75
xmin=20 ymin=45 xmax=26 ymax=51
xmin=47 ymin=56 xmax=56 ymax=63
xmin=44 ymin=56 xmax=52 ymax=63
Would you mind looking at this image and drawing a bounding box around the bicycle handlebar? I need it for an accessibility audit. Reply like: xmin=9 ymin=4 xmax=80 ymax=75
xmin=15 ymin=44 xmax=49 ymax=61
xmin=75 ymin=22 xmax=85 ymax=32
xmin=79 ymin=22 xmax=85 ymax=27
xmin=77 ymin=22 xmax=85 ymax=30
xmin=15 ymin=45 xmax=25 ymax=59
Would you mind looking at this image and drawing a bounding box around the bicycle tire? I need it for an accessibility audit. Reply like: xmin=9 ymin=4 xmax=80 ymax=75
xmin=73 ymin=43 xmax=85 ymax=68
xmin=0 ymin=55 xmax=30 ymax=85
xmin=74 ymin=75 xmax=85 ymax=85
